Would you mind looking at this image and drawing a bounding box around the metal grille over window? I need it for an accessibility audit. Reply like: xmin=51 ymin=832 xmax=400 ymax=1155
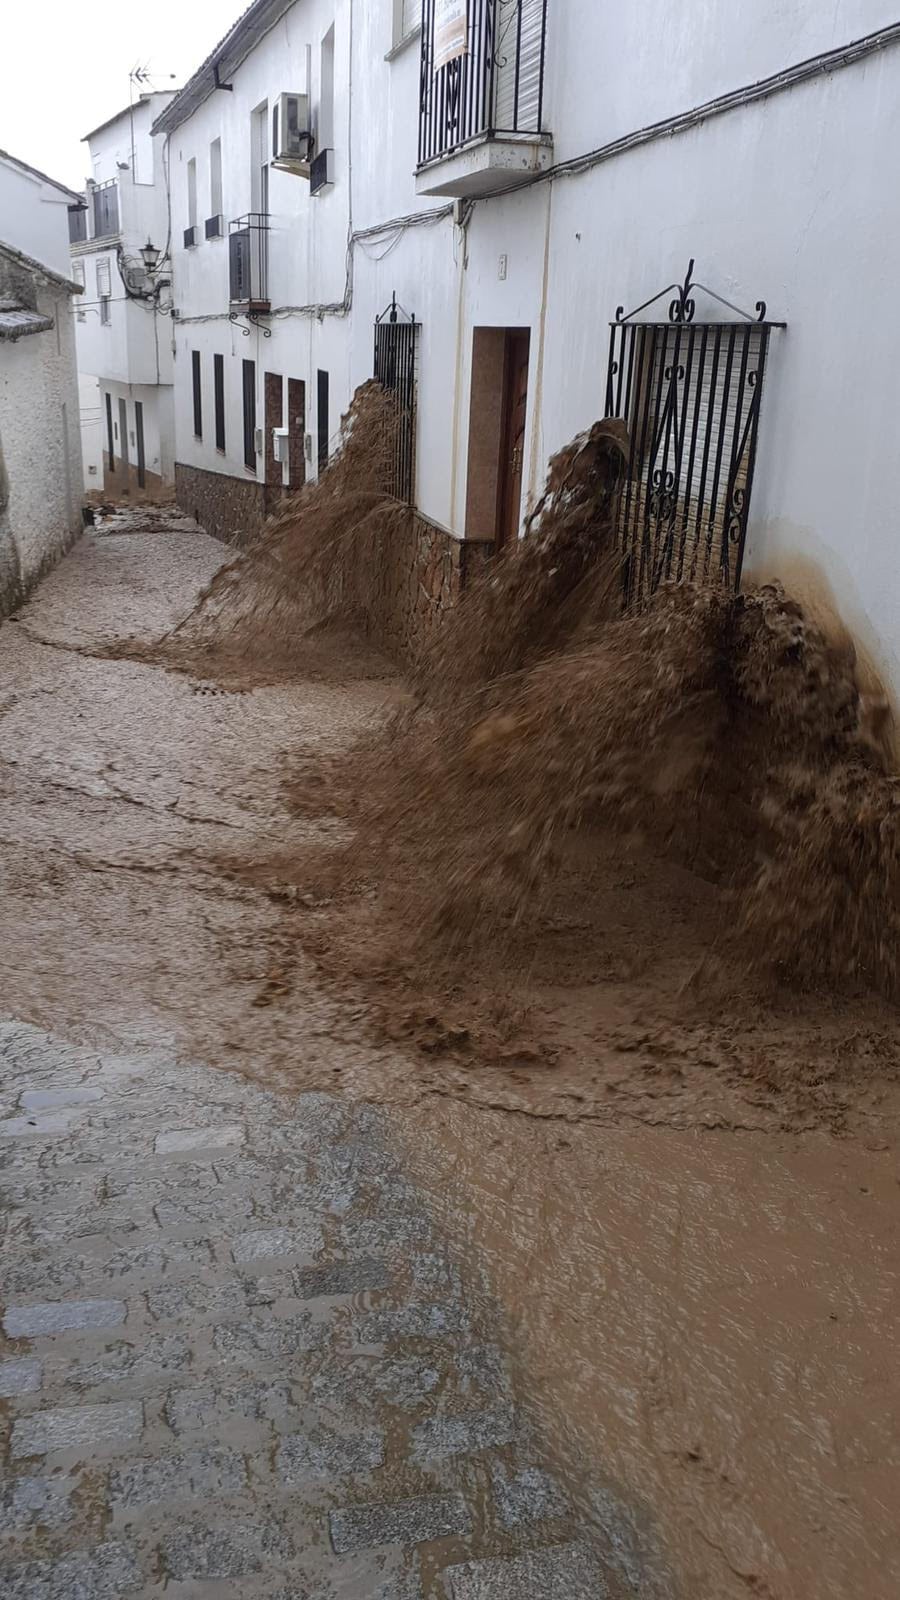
xmin=374 ymin=295 xmax=419 ymax=505
xmin=419 ymin=0 xmax=549 ymax=166
xmin=605 ymin=261 xmax=784 ymax=608
xmin=228 ymin=214 xmax=270 ymax=316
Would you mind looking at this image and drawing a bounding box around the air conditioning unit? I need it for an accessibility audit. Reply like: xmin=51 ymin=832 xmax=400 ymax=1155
xmin=310 ymin=148 xmax=335 ymax=196
xmin=273 ymin=427 xmax=289 ymax=463
xmin=273 ymin=93 xmax=311 ymax=162
xmin=183 ymin=224 xmax=199 ymax=249
xmin=205 ymin=214 xmax=224 ymax=239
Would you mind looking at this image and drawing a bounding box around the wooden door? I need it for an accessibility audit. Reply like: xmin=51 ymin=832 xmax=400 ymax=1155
xmin=264 ymin=371 xmax=283 ymax=493
xmin=496 ymin=330 xmax=530 ymax=550
xmin=287 ymin=378 xmax=306 ymax=490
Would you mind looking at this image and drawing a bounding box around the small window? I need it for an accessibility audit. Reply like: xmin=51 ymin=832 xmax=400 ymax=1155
xmin=214 ymin=353 xmax=226 ymax=452
xmin=192 ymin=350 xmax=203 ymax=439
xmin=319 ymin=25 xmax=335 ymax=151
xmin=95 ymin=257 xmax=111 ymax=297
xmin=72 ymin=260 xmax=85 ymax=289
xmin=210 ymin=138 xmax=223 ymax=218
xmin=317 ymin=369 xmax=329 ymax=474
xmin=242 ymin=359 xmax=257 ymax=471
xmin=187 ymin=158 xmax=198 ymax=230
xmin=68 ymin=206 xmax=87 ymax=244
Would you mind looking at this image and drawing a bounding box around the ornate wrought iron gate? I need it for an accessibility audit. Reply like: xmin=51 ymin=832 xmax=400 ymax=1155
xmin=374 ymin=296 xmax=419 ymax=505
xmin=605 ymin=262 xmax=783 ymax=606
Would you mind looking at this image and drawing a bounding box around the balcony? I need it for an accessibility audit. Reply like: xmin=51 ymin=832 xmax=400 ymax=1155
xmin=416 ymin=0 xmax=552 ymax=198
xmin=229 ymin=214 xmax=270 ymax=316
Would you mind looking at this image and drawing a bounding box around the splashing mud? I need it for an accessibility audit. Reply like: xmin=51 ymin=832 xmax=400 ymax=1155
xmin=2 ymin=495 xmax=899 ymax=1600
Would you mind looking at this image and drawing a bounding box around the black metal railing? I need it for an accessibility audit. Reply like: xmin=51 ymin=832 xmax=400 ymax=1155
xmin=418 ymin=0 xmax=548 ymax=167
xmin=374 ymin=296 xmax=419 ymax=504
xmin=229 ymin=214 xmax=270 ymax=311
xmin=605 ymin=262 xmax=784 ymax=607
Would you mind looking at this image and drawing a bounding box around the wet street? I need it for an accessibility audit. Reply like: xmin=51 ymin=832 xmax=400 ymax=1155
xmin=0 ymin=1019 xmax=610 ymax=1598
xmin=0 ymin=512 xmax=617 ymax=1596
xmin=1 ymin=510 xmax=898 ymax=1599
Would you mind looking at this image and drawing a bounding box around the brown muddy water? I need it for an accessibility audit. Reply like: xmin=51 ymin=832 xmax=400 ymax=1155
xmin=1 ymin=507 xmax=898 ymax=1598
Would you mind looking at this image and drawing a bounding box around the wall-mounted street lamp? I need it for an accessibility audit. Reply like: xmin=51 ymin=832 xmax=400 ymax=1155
xmin=140 ymin=239 xmax=161 ymax=274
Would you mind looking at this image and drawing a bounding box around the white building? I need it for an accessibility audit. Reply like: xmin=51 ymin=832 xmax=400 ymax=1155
xmin=70 ymin=91 xmax=178 ymax=498
xmin=0 ymin=152 xmax=84 ymax=615
xmin=156 ymin=1 xmax=900 ymax=702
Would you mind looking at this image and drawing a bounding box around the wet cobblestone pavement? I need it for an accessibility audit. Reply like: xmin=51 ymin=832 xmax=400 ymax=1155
xmin=0 ymin=1019 xmax=615 ymax=1597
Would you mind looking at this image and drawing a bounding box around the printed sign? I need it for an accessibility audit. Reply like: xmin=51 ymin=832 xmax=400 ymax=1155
xmin=434 ymin=0 xmax=468 ymax=70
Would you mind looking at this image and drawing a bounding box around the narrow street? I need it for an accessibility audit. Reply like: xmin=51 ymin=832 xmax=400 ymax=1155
xmin=0 ymin=515 xmax=614 ymax=1595
xmin=1 ymin=511 xmax=898 ymax=1600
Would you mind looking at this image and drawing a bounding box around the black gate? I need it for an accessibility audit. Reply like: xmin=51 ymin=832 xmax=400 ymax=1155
xmin=374 ymin=296 xmax=419 ymax=505
xmin=605 ymin=261 xmax=783 ymax=607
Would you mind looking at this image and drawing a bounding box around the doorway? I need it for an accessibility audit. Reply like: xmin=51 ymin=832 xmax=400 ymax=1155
xmin=497 ymin=330 xmax=530 ymax=551
xmin=287 ymin=378 xmax=306 ymax=490
xmin=135 ymin=401 xmax=146 ymax=489
xmin=264 ymin=371 xmax=283 ymax=505
xmin=118 ymin=398 xmax=129 ymax=478
xmin=465 ymin=327 xmax=531 ymax=550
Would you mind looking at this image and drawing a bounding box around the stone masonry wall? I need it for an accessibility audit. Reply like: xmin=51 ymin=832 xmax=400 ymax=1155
xmin=359 ymin=509 xmax=494 ymax=664
xmin=175 ymin=463 xmax=266 ymax=551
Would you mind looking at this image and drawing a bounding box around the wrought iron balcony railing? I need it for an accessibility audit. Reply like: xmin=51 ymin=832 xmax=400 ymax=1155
xmin=418 ymin=0 xmax=548 ymax=167
xmin=229 ymin=213 xmax=270 ymax=314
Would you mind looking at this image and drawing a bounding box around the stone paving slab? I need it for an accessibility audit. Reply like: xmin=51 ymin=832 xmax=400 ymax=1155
xmin=0 ymin=1019 xmax=627 ymax=1597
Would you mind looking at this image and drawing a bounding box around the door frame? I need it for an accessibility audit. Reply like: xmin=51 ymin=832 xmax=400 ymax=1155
xmin=495 ymin=328 xmax=530 ymax=551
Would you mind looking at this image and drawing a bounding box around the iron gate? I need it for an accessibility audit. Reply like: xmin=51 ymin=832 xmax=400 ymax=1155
xmin=605 ymin=261 xmax=783 ymax=607
xmin=374 ymin=296 xmax=419 ymax=504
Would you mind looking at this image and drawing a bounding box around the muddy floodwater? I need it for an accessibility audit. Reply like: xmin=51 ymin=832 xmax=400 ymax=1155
xmin=1 ymin=509 xmax=898 ymax=1597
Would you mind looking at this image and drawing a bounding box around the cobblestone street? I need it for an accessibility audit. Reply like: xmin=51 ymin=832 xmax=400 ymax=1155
xmin=0 ymin=1018 xmax=613 ymax=1598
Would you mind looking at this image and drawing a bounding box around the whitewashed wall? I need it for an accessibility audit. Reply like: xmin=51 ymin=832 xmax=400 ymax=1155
xmin=0 ymin=158 xmax=75 ymax=278
xmin=164 ymin=0 xmax=900 ymax=697
xmin=168 ymin=0 xmax=352 ymax=488
xmin=0 ymin=281 xmax=83 ymax=597
xmin=73 ymin=94 xmax=176 ymax=487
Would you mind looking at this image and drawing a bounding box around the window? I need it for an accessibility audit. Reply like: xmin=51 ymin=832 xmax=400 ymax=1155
xmin=317 ymin=369 xmax=329 ymax=474
xmin=72 ymin=259 xmax=86 ymax=320
xmin=92 ymin=182 xmax=119 ymax=238
xmin=319 ymin=25 xmax=335 ymax=151
xmin=209 ymin=138 xmax=223 ymax=218
xmin=68 ymin=206 xmax=87 ymax=244
xmin=394 ymin=0 xmax=422 ymax=47
xmin=242 ymin=359 xmax=257 ymax=471
xmin=105 ymin=392 xmax=115 ymax=467
xmin=251 ymin=104 xmax=269 ymax=215
xmin=192 ymin=350 xmax=203 ymax=439
xmin=95 ymin=258 xmax=111 ymax=296
xmin=187 ymin=158 xmax=197 ymax=229
xmin=214 ymin=354 xmax=226 ymax=452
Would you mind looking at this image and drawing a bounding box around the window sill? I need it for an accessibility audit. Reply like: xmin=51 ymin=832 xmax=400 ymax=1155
xmin=385 ymin=25 xmax=420 ymax=62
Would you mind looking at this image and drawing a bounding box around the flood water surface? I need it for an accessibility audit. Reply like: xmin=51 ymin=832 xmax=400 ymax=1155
xmin=1 ymin=509 xmax=898 ymax=1598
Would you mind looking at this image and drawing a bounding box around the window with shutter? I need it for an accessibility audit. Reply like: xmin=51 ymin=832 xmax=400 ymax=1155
xmin=493 ymin=0 xmax=545 ymax=131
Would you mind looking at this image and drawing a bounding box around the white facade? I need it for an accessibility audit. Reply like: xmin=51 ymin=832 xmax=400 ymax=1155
xmin=71 ymin=93 xmax=177 ymax=495
xmin=0 ymin=224 xmax=83 ymax=612
xmin=158 ymin=0 xmax=900 ymax=701
xmin=0 ymin=150 xmax=81 ymax=278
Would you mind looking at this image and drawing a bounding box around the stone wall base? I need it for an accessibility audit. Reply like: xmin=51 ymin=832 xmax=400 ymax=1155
xmin=175 ymin=460 xmax=493 ymax=660
xmin=175 ymin=462 xmax=266 ymax=550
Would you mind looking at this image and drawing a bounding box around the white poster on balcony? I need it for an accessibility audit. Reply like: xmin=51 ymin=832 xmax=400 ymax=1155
xmin=434 ymin=0 xmax=468 ymax=70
